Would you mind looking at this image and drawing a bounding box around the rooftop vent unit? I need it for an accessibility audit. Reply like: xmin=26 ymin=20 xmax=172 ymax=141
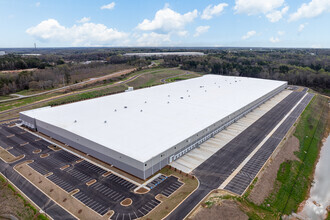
xmin=104 ymin=120 xmax=107 ymax=123
xmin=74 ymin=120 xmax=77 ymax=123
xmin=124 ymin=106 xmax=127 ymax=109
xmin=114 ymin=109 xmax=117 ymax=112
xmin=180 ymin=97 xmax=184 ymax=99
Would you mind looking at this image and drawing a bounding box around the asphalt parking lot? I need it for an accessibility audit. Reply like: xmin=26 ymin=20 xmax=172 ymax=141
xmin=0 ymin=124 xmax=183 ymax=219
xmin=224 ymin=93 xmax=314 ymax=194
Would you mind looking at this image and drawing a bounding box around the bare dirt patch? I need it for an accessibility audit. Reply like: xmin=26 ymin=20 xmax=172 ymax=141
xmin=192 ymin=200 xmax=248 ymax=220
xmin=40 ymin=153 xmax=49 ymax=158
xmin=120 ymin=198 xmax=132 ymax=206
xmin=102 ymin=171 xmax=111 ymax=177
xmin=76 ymin=159 xmax=84 ymax=163
xmin=86 ymin=179 xmax=96 ymax=186
xmin=248 ymin=135 xmax=300 ymax=204
xmin=0 ymin=147 xmax=24 ymax=163
xmin=135 ymin=187 xmax=149 ymax=194
xmin=0 ymin=175 xmax=37 ymax=219
xmin=33 ymin=149 xmax=41 ymax=154
xmin=60 ymin=165 xmax=70 ymax=170
xmin=48 ymin=145 xmax=61 ymax=151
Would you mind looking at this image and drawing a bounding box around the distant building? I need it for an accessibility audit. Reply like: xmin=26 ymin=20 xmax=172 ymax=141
xmin=0 ymin=51 xmax=5 ymax=56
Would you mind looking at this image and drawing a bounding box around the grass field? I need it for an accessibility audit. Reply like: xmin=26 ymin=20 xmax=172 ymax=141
xmin=39 ymin=68 xmax=201 ymax=107
xmin=0 ymin=92 xmax=63 ymax=112
xmin=263 ymin=94 xmax=328 ymax=215
xmin=0 ymin=95 xmax=13 ymax=101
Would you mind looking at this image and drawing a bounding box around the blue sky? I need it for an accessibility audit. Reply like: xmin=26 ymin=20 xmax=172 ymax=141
xmin=0 ymin=0 xmax=329 ymax=48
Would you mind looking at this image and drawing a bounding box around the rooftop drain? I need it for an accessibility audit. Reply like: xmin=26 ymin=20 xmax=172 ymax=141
xmin=124 ymin=106 xmax=127 ymax=109
xmin=114 ymin=109 xmax=117 ymax=112
xmin=145 ymin=101 xmax=147 ymax=103
xmin=167 ymin=101 xmax=170 ymax=104
xmin=140 ymin=110 xmax=143 ymax=112
xmin=74 ymin=120 xmax=77 ymax=123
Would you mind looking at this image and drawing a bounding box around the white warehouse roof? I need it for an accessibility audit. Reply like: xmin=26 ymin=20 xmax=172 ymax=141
xmin=21 ymin=75 xmax=286 ymax=163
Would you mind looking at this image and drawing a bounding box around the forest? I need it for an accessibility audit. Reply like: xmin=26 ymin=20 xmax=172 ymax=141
xmin=161 ymin=49 xmax=330 ymax=93
xmin=0 ymin=48 xmax=329 ymax=96
xmin=0 ymin=52 xmax=149 ymax=95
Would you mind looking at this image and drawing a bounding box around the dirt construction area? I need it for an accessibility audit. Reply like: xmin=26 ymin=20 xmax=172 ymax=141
xmin=248 ymin=135 xmax=300 ymax=204
xmin=0 ymin=175 xmax=37 ymax=220
xmin=191 ymin=198 xmax=248 ymax=220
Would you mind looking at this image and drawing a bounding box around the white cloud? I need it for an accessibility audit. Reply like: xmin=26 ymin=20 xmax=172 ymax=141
xmin=136 ymin=32 xmax=170 ymax=46
xmin=136 ymin=5 xmax=198 ymax=34
xmin=278 ymin=30 xmax=285 ymax=36
xmin=101 ymin=2 xmax=115 ymax=10
xmin=298 ymin=23 xmax=308 ymax=32
xmin=270 ymin=36 xmax=280 ymax=43
xmin=177 ymin=31 xmax=188 ymax=37
xmin=266 ymin=6 xmax=289 ymax=22
xmin=289 ymin=0 xmax=330 ymax=22
xmin=235 ymin=0 xmax=288 ymax=22
xmin=234 ymin=0 xmax=284 ymax=15
xmin=77 ymin=17 xmax=91 ymax=23
xmin=201 ymin=3 xmax=228 ymax=20
xmin=194 ymin=26 xmax=210 ymax=37
xmin=26 ymin=19 xmax=128 ymax=46
xmin=35 ymin=2 xmax=40 ymax=7
xmin=242 ymin=30 xmax=256 ymax=40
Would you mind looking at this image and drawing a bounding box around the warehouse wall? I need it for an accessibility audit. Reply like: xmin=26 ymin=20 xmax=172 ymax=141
xmin=19 ymin=113 xmax=37 ymax=131
xmin=35 ymin=119 xmax=146 ymax=179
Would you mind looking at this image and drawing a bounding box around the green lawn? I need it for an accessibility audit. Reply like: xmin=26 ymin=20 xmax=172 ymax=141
xmin=263 ymin=94 xmax=328 ymax=214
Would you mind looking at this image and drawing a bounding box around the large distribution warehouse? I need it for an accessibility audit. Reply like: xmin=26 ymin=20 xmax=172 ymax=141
xmin=20 ymin=75 xmax=287 ymax=179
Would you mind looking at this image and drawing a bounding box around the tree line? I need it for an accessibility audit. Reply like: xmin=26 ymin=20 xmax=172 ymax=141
xmin=161 ymin=50 xmax=330 ymax=93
